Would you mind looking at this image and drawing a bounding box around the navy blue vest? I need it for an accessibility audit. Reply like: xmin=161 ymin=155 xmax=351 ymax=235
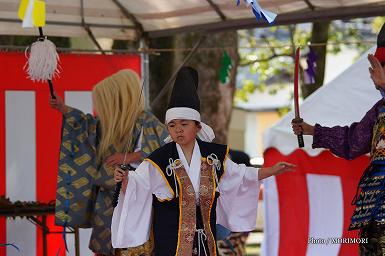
xmin=145 ymin=140 xmax=228 ymax=255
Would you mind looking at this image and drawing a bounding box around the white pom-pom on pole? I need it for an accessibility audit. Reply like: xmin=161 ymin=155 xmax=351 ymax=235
xmin=19 ymin=1 xmax=58 ymax=99
xmin=24 ymin=26 xmax=59 ymax=99
xmin=24 ymin=37 xmax=59 ymax=82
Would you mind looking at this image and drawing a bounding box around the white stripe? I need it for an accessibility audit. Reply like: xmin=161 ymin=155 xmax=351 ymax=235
xmin=306 ymin=174 xmax=343 ymax=256
xmin=66 ymin=228 xmax=93 ymax=256
xmin=261 ymin=177 xmax=279 ymax=256
xmin=64 ymin=91 xmax=94 ymax=256
xmin=6 ymin=91 xmax=36 ymax=256
xmin=79 ymin=229 xmax=93 ymax=256
xmin=22 ymin=0 xmax=34 ymax=28
xmin=65 ymin=91 xmax=93 ymax=114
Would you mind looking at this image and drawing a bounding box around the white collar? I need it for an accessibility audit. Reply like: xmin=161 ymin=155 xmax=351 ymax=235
xmin=175 ymin=140 xmax=201 ymax=172
xmin=176 ymin=140 xmax=202 ymax=197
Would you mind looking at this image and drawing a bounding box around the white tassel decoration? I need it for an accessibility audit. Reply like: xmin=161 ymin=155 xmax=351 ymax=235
xmin=25 ymin=38 xmax=60 ymax=82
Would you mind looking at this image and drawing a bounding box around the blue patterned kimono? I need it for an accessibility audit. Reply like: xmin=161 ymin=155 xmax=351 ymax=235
xmin=55 ymin=107 xmax=168 ymax=255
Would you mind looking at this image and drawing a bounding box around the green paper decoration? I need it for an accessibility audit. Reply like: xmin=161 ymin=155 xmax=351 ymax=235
xmin=219 ymin=50 xmax=232 ymax=84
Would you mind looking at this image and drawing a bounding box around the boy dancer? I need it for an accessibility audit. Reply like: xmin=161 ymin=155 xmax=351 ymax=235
xmin=112 ymin=67 xmax=295 ymax=255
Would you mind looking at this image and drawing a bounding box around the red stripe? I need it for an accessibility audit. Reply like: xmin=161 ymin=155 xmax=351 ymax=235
xmin=0 ymin=52 xmax=141 ymax=91
xmin=339 ymin=177 xmax=360 ymax=255
xmin=0 ymin=90 xmax=6 ymax=256
xmin=264 ymin=148 xmax=368 ymax=255
xmin=264 ymin=148 xmax=309 ymax=256
xmin=36 ymin=90 xmax=66 ymax=256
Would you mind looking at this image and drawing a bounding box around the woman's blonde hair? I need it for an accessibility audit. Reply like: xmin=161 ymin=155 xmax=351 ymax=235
xmin=92 ymin=69 xmax=144 ymax=161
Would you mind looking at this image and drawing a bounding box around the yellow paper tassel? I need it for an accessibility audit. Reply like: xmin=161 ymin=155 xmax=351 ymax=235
xmin=18 ymin=0 xmax=46 ymax=28
xmin=18 ymin=0 xmax=29 ymax=20
xmin=32 ymin=0 xmax=45 ymax=27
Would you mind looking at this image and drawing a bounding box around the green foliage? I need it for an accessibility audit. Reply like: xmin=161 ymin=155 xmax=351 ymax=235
xmin=327 ymin=19 xmax=372 ymax=55
xmin=236 ymin=18 xmax=378 ymax=104
xmin=278 ymin=106 xmax=290 ymax=117
xmin=237 ymin=24 xmax=309 ymax=102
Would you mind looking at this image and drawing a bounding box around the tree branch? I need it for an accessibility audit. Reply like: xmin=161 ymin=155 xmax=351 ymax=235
xmin=239 ymin=53 xmax=293 ymax=66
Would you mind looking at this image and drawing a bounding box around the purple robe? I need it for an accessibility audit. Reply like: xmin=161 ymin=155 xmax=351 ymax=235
xmin=312 ymin=99 xmax=384 ymax=159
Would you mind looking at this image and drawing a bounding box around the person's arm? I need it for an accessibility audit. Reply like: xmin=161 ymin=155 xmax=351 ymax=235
xmin=112 ymin=160 xmax=176 ymax=249
xmin=114 ymin=160 xmax=174 ymax=199
xmin=313 ymin=101 xmax=382 ymax=159
xmin=258 ymin=162 xmax=295 ymax=180
xmin=106 ymin=151 xmax=141 ymax=167
xmin=49 ymin=93 xmax=69 ymax=114
xmin=112 ymin=161 xmax=154 ymax=248
xmin=215 ymin=158 xmax=294 ymax=232
xmin=292 ymin=100 xmax=383 ymax=160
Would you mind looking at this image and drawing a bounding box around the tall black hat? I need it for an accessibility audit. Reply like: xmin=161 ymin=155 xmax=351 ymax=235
xmin=374 ymin=23 xmax=385 ymax=63
xmin=164 ymin=66 xmax=215 ymax=142
xmin=167 ymin=66 xmax=200 ymax=112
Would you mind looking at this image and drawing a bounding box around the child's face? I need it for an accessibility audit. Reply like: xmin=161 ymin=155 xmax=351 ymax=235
xmin=167 ymin=119 xmax=201 ymax=146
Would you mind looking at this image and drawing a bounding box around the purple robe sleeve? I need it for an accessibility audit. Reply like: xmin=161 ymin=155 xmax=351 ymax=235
xmin=312 ymin=99 xmax=383 ymax=160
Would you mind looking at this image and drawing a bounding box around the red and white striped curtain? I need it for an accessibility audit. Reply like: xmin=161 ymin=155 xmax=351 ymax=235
xmin=0 ymin=52 xmax=141 ymax=256
xmin=262 ymin=148 xmax=366 ymax=256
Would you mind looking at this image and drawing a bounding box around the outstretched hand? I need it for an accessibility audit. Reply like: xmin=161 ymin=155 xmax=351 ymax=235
xmin=368 ymin=54 xmax=385 ymax=90
xmin=258 ymin=162 xmax=296 ymax=180
xmin=271 ymin=162 xmax=296 ymax=175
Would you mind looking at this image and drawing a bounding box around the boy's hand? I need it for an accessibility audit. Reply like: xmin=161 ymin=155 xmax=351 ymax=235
xmin=368 ymin=54 xmax=385 ymax=90
xmin=271 ymin=162 xmax=296 ymax=175
xmin=114 ymin=168 xmax=125 ymax=183
xmin=291 ymin=121 xmax=315 ymax=135
xmin=114 ymin=167 xmax=129 ymax=192
xmin=258 ymin=162 xmax=296 ymax=180
xmin=49 ymin=93 xmax=68 ymax=114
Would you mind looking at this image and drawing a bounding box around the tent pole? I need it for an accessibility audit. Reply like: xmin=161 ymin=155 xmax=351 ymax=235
xmin=111 ymin=0 xmax=143 ymax=39
xmin=140 ymin=38 xmax=151 ymax=110
xmin=206 ymin=0 xmax=227 ymax=20
xmin=304 ymin=0 xmax=316 ymax=10
xmin=80 ymin=0 xmax=105 ymax=54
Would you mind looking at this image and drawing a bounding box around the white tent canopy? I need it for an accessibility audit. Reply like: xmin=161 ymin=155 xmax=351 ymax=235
xmin=264 ymin=46 xmax=380 ymax=156
xmin=1 ymin=0 xmax=385 ymax=40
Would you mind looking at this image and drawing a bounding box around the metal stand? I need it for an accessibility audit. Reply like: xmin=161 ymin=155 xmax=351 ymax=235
xmin=1 ymin=205 xmax=80 ymax=256
xmin=26 ymin=216 xmax=80 ymax=256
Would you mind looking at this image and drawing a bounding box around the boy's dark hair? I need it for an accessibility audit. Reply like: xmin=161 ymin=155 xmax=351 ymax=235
xmin=382 ymin=62 xmax=385 ymax=67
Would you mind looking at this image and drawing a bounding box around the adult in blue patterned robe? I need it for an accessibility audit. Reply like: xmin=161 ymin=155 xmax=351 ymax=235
xmin=49 ymin=69 xmax=168 ymax=255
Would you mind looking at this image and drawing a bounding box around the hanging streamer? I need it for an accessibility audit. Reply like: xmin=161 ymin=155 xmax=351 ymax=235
xmin=236 ymin=0 xmax=277 ymax=24
xmin=219 ymin=50 xmax=233 ymax=84
xmin=304 ymin=46 xmax=317 ymax=84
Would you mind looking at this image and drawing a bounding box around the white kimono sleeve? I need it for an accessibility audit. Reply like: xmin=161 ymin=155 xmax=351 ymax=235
xmin=111 ymin=160 xmax=171 ymax=248
xmin=216 ymin=158 xmax=260 ymax=232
